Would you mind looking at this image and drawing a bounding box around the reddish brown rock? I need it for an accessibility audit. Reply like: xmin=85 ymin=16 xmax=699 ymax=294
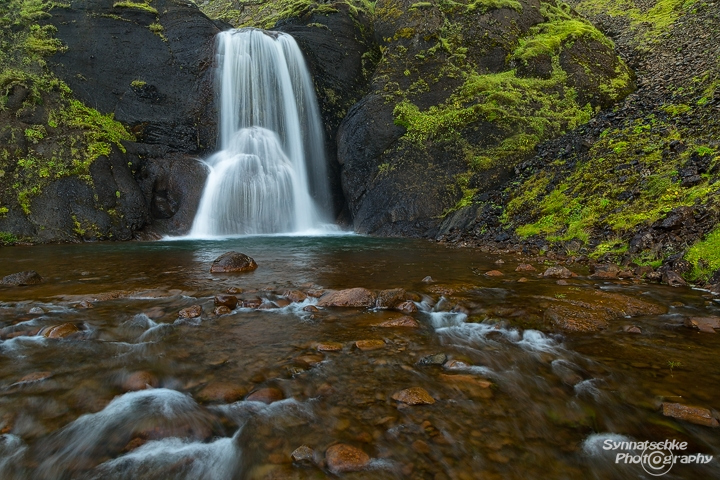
xmin=76 ymin=300 xmax=94 ymax=309
xmin=378 ymin=316 xmax=420 ymax=328
xmin=662 ymin=403 xmax=719 ymax=427
xmin=376 ymin=288 xmax=406 ymax=309
xmin=485 ymin=270 xmax=504 ymax=277
xmin=306 ymin=289 xmax=325 ymax=298
xmin=178 ymin=305 xmax=202 ymax=319
xmin=316 ymin=342 xmax=343 ymax=352
xmin=515 ymin=264 xmax=536 ymax=272
xmin=303 ymin=305 xmax=319 ymax=313
xmin=542 ymin=266 xmax=575 ymax=279
xmin=213 ymin=306 xmax=232 ymax=315
xmin=214 ymin=294 xmax=238 ymax=309
xmin=589 ymin=264 xmax=620 ymax=279
xmin=197 ymin=382 xmax=248 ymax=403
xmin=317 ymin=288 xmax=376 ymax=308
xmin=395 ymin=300 xmax=418 ymax=313
xmin=40 ymin=323 xmax=82 ymax=338
xmin=227 ymin=286 xmax=243 ymax=294
xmin=391 ymin=387 xmax=436 ymax=405
xmin=355 ymin=339 xmax=385 ymax=351
xmin=296 ymin=354 xmax=324 ymax=366
xmin=123 ymin=371 xmax=159 ymax=391
xmin=210 ymin=252 xmax=258 ymax=273
xmin=242 ymin=297 xmax=262 ymax=308
xmin=246 ymin=387 xmax=284 ymax=404
xmin=325 ymin=444 xmax=370 ymax=474
xmin=16 ymin=371 xmax=52 ymax=384
xmin=517 ymin=277 xmax=528 ymax=283
xmin=439 ymin=374 xmax=492 ymax=389
xmin=684 ymin=316 xmax=720 ymax=333
xmin=284 ymin=290 xmax=308 ymax=303
xmin=545 ymin=305 xmax=611 ymax=332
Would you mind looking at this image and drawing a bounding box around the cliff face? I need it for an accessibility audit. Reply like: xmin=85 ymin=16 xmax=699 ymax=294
xmin=0 ymin=0 xmax=223 ymax=242
xmin=214 ymin=0 xmax=632 ymax=236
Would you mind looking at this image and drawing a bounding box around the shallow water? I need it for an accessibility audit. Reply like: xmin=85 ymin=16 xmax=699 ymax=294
xmin=0 ymin=236 xmax=718 ymax=479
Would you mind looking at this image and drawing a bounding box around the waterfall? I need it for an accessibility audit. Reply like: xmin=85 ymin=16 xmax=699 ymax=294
xmin=190 ymin=28 xmax=332 ymax=236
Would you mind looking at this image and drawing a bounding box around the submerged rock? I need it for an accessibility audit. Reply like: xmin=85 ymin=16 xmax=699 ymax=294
xmin=378 ymin=316 xmax=420 ymax=328
xmin=662 ymin=402 xmax=719 ymax=427
xmin=485 ymin=270 xmax=504 ymax=277
xmin=395 ymin=300 xmax=418 ymax=314
xmin=246 ymin=387 xmax=284 ymax=404
xmin=392 ymin=387 xmax=436 ymax=405
xmin=542 ymin=266 xmax=575 ymax=279
xmin=197 ymin=382 xmax=248 ymax=404
xmin=325 ymin=444 xmax=370 ymax=474
xmin=515 ymin=264 xmax=537 ymax=272
xmin=317 ymin=288 xmax=376 ymax=308
xmin=123 ymin=371 xmax=159 ymax=392
xmin=40 ymin=323 xmax=82 ymax=339
xmin=316 ymin=342 xmax=343 ymax=352
xmin=210 ymin=252 xmax=258 ymax=273
xmin=417 ymin=353 xmax=447 ymax=366
xmin=1 ymin=271 xmax=42 ymax=286
xmin=376 ymin=288 xmax=406 ymax=309
xmin=355 ymin=339 xmax=385 ymax=351
xmin=684 ymin=316 xmax=720 ymax=333
xmin=291 ymin=445 xmax=315 ymax=466
xmin=284 ymin=290 xmax=308 ymax=303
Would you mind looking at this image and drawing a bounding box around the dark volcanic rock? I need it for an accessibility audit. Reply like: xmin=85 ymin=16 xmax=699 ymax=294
xmin=210 ymin=252 xmax=258 ymax=273
xmin=1 ymin=271 xmax=42 ymax=286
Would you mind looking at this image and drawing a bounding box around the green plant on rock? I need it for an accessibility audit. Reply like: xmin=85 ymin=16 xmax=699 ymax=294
xmin=685 ymin=227 xmax=720 ymax=282
xmin=112 ymin=1 xmax=158 ymax=15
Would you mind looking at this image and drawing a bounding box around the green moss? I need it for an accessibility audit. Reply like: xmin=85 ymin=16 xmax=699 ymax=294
xmin=438 ymin=0 xmax=522 ymax=14
xmin=131 ymin=79 xmax=146 ymax=88
xmin=0 ymin=231 xmax=18 ymax=246
xmin=112 ymin=1 xmax=158 ymax=15
xmin=685 ymin=227 xmax=720 ymax=281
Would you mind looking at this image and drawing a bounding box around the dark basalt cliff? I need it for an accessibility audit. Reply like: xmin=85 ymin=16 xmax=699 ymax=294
xmin=0 ymin=0 xmax=223 ymax=241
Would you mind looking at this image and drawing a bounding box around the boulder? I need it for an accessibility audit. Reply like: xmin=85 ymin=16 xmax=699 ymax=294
xmin=375 ymin=288 xmax=406 ymax=309
xmin=246 ymin=387 xmax=285 ymax=404
xmin=542 ymin=266 xmax=575 ymax=279
xmin=214 ymin=294 xmax=238 ymax=309
xmin=197 ymin=382 xmax=248 ymax=404
xmin=355 ymin=339 xmax=386 ymax=351
xmin=40 ymin=323 xmax=82 ymax=338
xmin=210 ymin=252 xmax=258 ymax=273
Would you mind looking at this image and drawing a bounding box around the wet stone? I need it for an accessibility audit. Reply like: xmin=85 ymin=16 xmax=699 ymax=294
xmin=684 ymin=316 xmax=720 ymax=333
xmin=542 ymin=266 xmax=575 ymax=279
xmin=284 ymin=290 xmax=307 ymax=303
xmin=28 ymin=307 xmax=45 ymax=314
xmin=317 ymin=288 xmax=376 ymax=308
xmin=325 ymin=444 xmax=370 ymax=474
xmin=246 ymin=387 xmax=284 ymax=404
xmin=517 ymin=277 xmax=528 ymax=283
xmin=662 ymin=402 xmax=719 ymax=427
xmin=179 ymin=305 xmax=202 ymax=318
xmin=355 ymin=339 xmax=385 ymax=351
xmin=227 ymin=286 xmax=243 ymax=294
xmin=210 ymin=252 xmax=258 ymax=273
xmin=291 ymin=445 xmax=315 ymax=465
xmin=40 ymin=323 xmax=82 ymax=339
xmin=303 ymin=305 xmax=319 ymax=313
xmin=589 ymin=264 xmax=620 ymax=279
xmin=316 ymin=342 xmax=343 ymax=352
xmin=392 ymin=387 xmax=436 ymax=405
xmin=242 ymin=297 xmax=263 ymax=309
xmin=515 ymin=264 xmax=536 ymax=272
xmin=197 ymin=382 xmax=248 ymax=404
xmin=76 ymin=300 xmax=94 ymax=309
xmin=296 ymin=354 xmax=324 ymax=366
xmin=214 ymin=294 xmax=238 ymax=309
xmin=395 ymin=300 xmax=418 ymax=314
xmin=378 ymin=316 xmax=419 ymax=328
xmin=485 ymin=270 xmax=504 ymax=277
xmin=123 ymin=371 xmax=159 ymax=391
xmin=214 ymin=306 xmax=232 ymax=315
xmin=421 ymin=276 xmax=435 ymax=283
xmin=376 ymin=288 xmax=406 ymax=309
xmin=1 ymin=270 xmax=42 ymax=286
xmin=16 ymin=371 xmax=52 ymax=384
xmin=418 ymin=353 xmax=447 ymax=366
xmin=623 ymin=325 xmax=642 ymax=334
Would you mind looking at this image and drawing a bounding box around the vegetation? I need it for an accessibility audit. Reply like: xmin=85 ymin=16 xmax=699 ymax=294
xmin=1 ymin=0 xmax=134 ymax=217
xmin=112 ymin=1 xmax=158 ymax=15
xmin=685 ymin=227 xmax=720 ymax=281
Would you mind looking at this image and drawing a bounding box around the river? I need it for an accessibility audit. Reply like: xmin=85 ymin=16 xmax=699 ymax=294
xmin=0 ymin=236 xmax=718 ymax=479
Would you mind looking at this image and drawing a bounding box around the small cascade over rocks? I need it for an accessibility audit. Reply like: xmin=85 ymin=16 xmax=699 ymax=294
xmin=190 ymin=28 xmax=332 ymax=236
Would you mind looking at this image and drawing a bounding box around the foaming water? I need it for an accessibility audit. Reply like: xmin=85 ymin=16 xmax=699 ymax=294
xmin=190 ymin=28 xmax=332 ymax=236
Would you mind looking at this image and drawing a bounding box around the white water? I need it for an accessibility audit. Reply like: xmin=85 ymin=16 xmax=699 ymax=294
xmin=190 ymin=29 xmax=332 ymax=236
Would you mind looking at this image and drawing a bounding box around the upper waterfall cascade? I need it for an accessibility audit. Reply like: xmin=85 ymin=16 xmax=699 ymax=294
xmin=190 ymin=28 xmax=332 ymax=236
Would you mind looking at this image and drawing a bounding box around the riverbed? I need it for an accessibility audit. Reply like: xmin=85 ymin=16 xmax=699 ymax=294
xmin=0 ymin=236 xmax=718 ymax=479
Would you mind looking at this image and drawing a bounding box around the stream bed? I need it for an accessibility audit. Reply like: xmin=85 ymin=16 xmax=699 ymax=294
xmin=0 ymin=236 xmax=718 ymax=479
